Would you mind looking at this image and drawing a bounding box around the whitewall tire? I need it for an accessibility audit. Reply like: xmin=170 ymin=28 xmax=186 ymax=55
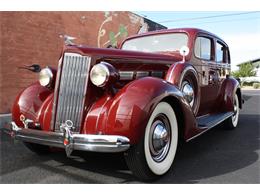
xmin=231 ymin=94 xmax=240 ymax=127
xmin=224 ymin=93 xmax=240 ymax=130
xmin=125 ymin=102 xmax=178 ymax=180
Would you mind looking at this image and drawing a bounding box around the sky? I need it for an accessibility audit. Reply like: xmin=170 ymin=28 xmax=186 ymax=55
xmin=136 ymin=11 xmax=260 ymax=71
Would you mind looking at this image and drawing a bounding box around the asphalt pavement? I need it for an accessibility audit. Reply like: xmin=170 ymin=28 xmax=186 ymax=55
xmin=0 ymin=90 xmax=259 ymax=183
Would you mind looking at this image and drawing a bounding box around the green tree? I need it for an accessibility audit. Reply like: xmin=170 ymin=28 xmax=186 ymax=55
xmin=232 ymin=62 xmax=256 ymax=78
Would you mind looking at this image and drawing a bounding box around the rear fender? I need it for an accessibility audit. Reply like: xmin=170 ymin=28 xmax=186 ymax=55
xmin=103 ymin=77 xmax=197 ymax=144
xmin=218 ymin=77 xmax=242 ymax=112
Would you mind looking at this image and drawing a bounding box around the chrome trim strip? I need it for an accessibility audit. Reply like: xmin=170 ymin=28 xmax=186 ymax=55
xmin=119 ymin=71 xmax=164 ymax=80
xmin=51 ymin=57 xmax=63 ymax=129
xmin=119 ymin=71 xmax=134 ymax=80
xmin=8 ymin=122 xmax=130 ymax=153
xmin=151 ymin=71 xmax=163 ymax=78
xmin=136 ymin=71 xmax=149 ymax=78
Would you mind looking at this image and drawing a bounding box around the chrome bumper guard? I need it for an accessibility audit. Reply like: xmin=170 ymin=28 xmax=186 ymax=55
xmin=9 ymin=121 xmax=130 ymax=156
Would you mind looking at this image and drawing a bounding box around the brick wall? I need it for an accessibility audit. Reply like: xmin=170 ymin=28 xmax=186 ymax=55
xmin=0 ymin=11 xmax=166 ymax=114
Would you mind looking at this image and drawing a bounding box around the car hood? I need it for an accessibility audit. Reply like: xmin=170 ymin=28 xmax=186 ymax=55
xmin=64 ymin=45 xmax=182 ymax=64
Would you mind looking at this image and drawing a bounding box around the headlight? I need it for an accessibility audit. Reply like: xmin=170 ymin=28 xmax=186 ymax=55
xmin=90 ymin=62 xmax=119 ymax=87
xmin=39 ymin=67 xmax=53 ymax=87
xmin=90 ymin=63 xmax=110 ymax=87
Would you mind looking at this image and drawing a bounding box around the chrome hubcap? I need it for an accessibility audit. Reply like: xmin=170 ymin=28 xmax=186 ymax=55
xmin=149 ymin=114 xmax=171 ymax=162
xmin=181 ymin=81 xmax=194 ymax=107
xmin=153 ymin=123 xmax=168 ymax=151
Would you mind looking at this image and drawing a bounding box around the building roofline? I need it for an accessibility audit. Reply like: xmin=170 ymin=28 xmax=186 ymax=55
xmin=130 ymin=12 xmax=167 ymax=30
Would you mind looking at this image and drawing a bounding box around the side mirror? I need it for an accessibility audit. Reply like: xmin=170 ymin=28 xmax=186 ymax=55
xmin=18 ymin=64 xmax=41 ymax=73
xmin=180 ymin=46 xmax=190 ymax=62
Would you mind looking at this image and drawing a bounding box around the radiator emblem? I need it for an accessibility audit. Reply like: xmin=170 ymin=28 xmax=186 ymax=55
xmin=60 ymin=120 xmax=74 ymax=157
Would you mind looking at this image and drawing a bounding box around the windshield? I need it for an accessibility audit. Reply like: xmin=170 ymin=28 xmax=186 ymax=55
xmin=121 ymin=33 xmax=189 ymax=53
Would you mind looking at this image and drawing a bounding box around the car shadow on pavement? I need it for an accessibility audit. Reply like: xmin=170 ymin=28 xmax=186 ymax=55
xmin=156 ymin=113 xmax=260 ymax=183
xmin=0 ymin=130 xmax=136 ymax=183
xmin=1 ymin=114 xmax=259 ymax=183
xmin=45 ymin=113 xmax=259 ymax=184
xmin=36 ymin=152 xmax=135 ymax=183
xmin=45 ymin=151 xmax=137 ymax=183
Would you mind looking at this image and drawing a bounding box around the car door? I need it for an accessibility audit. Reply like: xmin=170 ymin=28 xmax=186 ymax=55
xmin=194 ymin=35 xmax=220 ymax=115
xmin=215 ymin=39 xmax=230 ymax=101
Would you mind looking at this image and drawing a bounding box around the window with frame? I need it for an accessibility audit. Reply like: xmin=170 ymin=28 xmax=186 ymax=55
xmin=216 ymin=41 xmax=227 ymax=63
xmin=194 ymin=36 xmax=213 ymax=60
xmin=121 ymin=33 xmax=189 ymax=52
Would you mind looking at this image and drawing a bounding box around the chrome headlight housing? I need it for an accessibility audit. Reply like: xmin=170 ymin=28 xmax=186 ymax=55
xmin=39 ymin=67 xmax=53 ymax=87
xmin=90 ymin=62 xmax=111 ymax=87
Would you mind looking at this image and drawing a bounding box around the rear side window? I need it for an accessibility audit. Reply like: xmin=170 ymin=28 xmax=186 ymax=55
xmin=194 ymin=36 xmax=213 ymax=60
xmin=216 ymin=41 xmax=228 ymax=63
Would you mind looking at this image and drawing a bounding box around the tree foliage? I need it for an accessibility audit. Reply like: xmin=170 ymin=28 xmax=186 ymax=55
xmin=232 ymin=62 xmax=256 ymax=78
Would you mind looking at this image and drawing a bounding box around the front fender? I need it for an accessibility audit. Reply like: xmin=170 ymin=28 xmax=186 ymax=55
xmin=12 ymin=82 xmax=53 ymax=128
xmin=99 ymin=77 xmax=197 ymax=144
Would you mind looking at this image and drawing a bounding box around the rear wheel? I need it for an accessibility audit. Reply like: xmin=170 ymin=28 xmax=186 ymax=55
xmin=124 ymin=102 xmax=178 ymax=181
xmin=23 ymin=142 xmax=50 ymax=155
xmin=223 ymin=93 xmax=240 ymax=130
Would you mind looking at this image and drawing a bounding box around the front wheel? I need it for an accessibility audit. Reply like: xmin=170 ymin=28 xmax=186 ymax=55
xmin=124 ymin=102 xmax=178 ymax=181
xmin=223 ymin=93 xmax=240 ymax=130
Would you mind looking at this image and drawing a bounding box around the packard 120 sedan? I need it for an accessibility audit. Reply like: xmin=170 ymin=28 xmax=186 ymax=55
xmin=8 ymin=28 xmax=242 ymax=180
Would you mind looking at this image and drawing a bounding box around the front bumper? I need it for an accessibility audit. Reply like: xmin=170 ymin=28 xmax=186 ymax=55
xmin=8 ymin=121 xmax=130 ymax=156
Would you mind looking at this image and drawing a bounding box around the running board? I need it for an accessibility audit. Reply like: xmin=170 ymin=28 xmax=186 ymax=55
xmin=197 ymin=112 xmax=233 ymax=130
xmin=187 ymin=112 xmax=233 ymax=142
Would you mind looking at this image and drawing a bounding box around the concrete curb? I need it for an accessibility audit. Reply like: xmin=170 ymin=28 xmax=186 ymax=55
xmin=0 ymin=113 xmax=11 ymax=129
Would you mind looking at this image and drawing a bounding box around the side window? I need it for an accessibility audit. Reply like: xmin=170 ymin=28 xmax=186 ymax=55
xmin=195 ymin=36 xmax=213 ymax=60
xmin=216 ymin=41 xmax=227 ymax=63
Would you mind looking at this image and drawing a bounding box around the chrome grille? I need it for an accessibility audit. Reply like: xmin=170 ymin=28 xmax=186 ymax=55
xmin=53 ymin=53 xmax=91 ymax=132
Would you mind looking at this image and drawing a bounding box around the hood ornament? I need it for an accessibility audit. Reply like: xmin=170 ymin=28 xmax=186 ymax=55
xmin=60 ymin=34 xmax=76 ymax=46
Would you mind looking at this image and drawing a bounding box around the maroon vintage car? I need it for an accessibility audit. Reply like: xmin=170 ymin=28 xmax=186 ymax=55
xmin=8 ymin=28 xmax=242 ymax=180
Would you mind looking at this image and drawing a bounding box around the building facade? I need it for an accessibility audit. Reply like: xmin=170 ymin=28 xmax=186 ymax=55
xmin=0 ymin=12 xmax=166 ymax=114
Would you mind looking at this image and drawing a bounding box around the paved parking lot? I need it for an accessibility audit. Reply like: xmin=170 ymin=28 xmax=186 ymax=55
xmin=0 ymin=90 xmax=259 ymax=183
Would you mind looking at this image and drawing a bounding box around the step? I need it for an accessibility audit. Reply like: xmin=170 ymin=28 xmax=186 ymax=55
xmin=197 ymin=112 xmax=233 ymax=130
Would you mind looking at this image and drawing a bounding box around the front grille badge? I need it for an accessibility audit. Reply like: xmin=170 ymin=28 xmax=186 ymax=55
xmin=60 ymin=120 xmax=74 ymax=157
